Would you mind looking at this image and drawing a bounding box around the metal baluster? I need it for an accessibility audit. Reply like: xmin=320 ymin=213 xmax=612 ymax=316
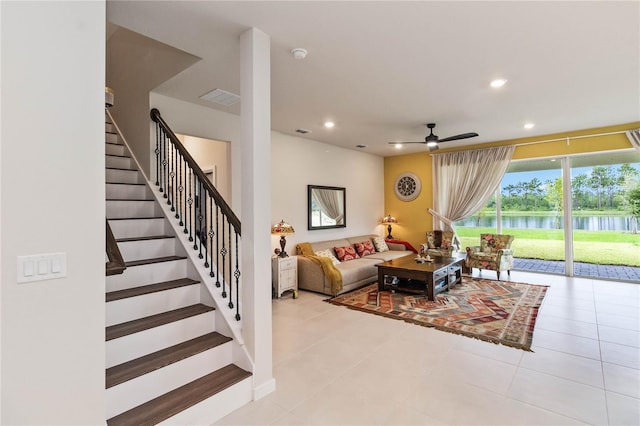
xmin=163 ymin=131 xmax=169 ymax=199
xmin=208 ymin=199 xmax=215 ymax=277
xmin=198 ymin=181 xmax=205 ymax=259
xmin=187 ymin=170 xmax=193 ymax=241
xmin=215 ymin=205 xmax=220 ymax=287
xmin=168 ymin=144 xmax=174 ymax=208
xmin=221 ymin=213 xmax=227 ymax=298
xmin=159 ymin=131 xmax=165 ymax=194
xmin=193 ymin=175 xmax=199 ymax=250
xmin=178 ymin=153 xmax=184 ymax=227
xmin=234 ymin=232 xmax=241 ymax=320
xmin=154 ymin=123 xmax=160 ymax=186
xmin=227 ymin=221 xmax=234 ymax=310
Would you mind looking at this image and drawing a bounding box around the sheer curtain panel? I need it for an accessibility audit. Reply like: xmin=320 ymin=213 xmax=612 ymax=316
xmin=431 ymin=145 xmax=515 ymax=236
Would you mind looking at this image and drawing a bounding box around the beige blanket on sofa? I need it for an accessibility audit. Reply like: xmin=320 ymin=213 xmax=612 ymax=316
xmin=296 ymin=242 xmax=343 ymax=295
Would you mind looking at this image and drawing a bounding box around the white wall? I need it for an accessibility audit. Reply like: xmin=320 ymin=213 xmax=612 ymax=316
xmin=177 ymin=134 xmax=231 ymax=202
xmin=1 ymin=2 xmax=106 ymax=424
xmin=149 ymin=93 xmax=385 ymax=255
xmin=271 ymin=134 xmax=385 ymax=252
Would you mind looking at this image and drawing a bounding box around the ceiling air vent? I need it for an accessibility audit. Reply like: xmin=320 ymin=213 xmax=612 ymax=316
xmin=200 ymin=88 xmax=240 ymax=106
xmin=295 ymin=128 xmax=312 ymax=134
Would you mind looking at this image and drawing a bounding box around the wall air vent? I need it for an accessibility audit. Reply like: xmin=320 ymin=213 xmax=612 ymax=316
xmin=295 ymin=128 xmax=312 ymax=134
xmin=356 ymin=144 xmax=367 ymax=148
xmin=199 ymin=88 xmax=240 ymax=106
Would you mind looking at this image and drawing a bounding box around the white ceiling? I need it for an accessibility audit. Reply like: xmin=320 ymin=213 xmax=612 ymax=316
xmin=107 ymin=1 xmax=640 ymax=157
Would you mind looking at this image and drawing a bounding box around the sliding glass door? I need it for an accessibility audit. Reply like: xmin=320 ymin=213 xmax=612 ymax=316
xmin=456 ymin=149 xmax=640 ymax=282
xmin=569 ymin=152 xmax=640 ymax=280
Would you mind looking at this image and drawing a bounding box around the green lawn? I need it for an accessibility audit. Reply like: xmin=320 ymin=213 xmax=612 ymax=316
xmin=456 ymin=227 xmax=640 ymax=267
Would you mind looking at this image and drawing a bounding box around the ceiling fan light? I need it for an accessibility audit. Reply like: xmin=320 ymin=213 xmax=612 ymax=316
xmin=426 ymin=141 xmax=438 ymax=147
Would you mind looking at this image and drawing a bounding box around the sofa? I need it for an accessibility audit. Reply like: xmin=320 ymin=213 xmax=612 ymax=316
xmin=296 ymin=234 xmax=411 ymax=296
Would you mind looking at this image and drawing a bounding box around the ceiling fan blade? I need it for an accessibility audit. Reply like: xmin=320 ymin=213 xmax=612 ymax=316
xmin=438 ymin=132 xmax=479 ymax=142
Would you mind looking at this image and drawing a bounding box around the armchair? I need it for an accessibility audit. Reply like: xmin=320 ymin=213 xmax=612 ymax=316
xmin=466 ymin=233 xmax=515 ymax=279
xmin=419 ymin=230 xmax=455 ymax=258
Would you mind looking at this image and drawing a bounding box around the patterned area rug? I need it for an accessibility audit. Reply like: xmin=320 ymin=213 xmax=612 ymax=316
xmin=327 ymin=277 xmax=548 ymax=351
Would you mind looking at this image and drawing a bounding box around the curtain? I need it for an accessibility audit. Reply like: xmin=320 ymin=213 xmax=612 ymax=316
xmin=626 ymin=128 xmax=640 ymax=152
xmin=313 ymin=188 xmax=344 ymax=224
xmin=431 ymin=145 xmax=515 ymax=245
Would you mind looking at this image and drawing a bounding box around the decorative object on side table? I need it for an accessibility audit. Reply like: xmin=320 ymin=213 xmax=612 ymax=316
xmin=381 ymin=214 xmax=398 ymax=240
xmin=271 ymin=219 xmax=295 ymax=257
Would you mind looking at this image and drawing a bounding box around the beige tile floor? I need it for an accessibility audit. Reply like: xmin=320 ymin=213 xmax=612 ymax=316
xmin=216 ymin=271 xmax=640 ymax=425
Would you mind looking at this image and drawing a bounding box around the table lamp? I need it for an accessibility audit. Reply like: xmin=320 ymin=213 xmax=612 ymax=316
xmin=271 ymin=219 xmax=295 ymax=257
xmin=381 ymin=214 xmax=397 ymax=240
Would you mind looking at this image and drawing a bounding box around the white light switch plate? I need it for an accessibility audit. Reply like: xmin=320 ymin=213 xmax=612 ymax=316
xmin=17 ymin=253 xmax=67 ymax=283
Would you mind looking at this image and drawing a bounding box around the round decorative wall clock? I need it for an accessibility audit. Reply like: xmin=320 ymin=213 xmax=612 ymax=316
xmin=394 ymin=172 xmax=421 ymax=201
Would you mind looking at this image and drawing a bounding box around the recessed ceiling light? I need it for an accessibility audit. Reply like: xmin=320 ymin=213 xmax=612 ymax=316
xmin=394 ymin=144 xmax=403 ymax=149
xmin=524 ymin=123 xmax=535 ymax=129
xmin=490 ymin=79 xmax=507 ymax=88
xmin=324 ymin=121 xmax=335 ymax=129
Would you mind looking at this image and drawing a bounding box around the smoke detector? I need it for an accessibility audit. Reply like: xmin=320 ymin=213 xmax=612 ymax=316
xmin=291 ymin=48 xmax=308 ymax=59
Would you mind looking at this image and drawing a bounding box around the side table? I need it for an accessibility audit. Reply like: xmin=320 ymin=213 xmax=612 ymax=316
xmin=272 ymin=256 xmax=298 ymax=299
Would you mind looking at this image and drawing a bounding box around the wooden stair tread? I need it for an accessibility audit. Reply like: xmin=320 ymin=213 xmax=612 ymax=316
xmin=106 ymin=304 xmax=214 ymax=341
xmin=124 ymin=255 xmax=186 ymax=267
xmin=106 ymin=332 xmax=232 ymax=388
xmin=106 ymin=364 xmax=251 ymax=426
xmin=108 ymin=216 xmax=164 ymax=221
xmin=106 ymin=182 xmax=146 ymax=186
xmin=106 ymin=278 xmax=199 ymax=302
xmin=106 ymin=166 xmax=138 ymax=172
xmin=116 ymin=235 xmax=174 ymax=243
xmin=106 ymin=198 xmax=155 ymax=202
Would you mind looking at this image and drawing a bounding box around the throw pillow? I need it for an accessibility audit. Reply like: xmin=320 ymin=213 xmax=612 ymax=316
xmin=354 ymin=240 xmax=375 ymax=257
xmin=334 ymin=245 xmax=360 ymax=262
xmin=314 ymin=249 xmax=341 ymax=265
xmin=372 ymin=237 xmax=389 ymax=252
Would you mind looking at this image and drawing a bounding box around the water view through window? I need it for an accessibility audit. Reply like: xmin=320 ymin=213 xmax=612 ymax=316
xmin=455 ymin=151 xmax=640 ymax=282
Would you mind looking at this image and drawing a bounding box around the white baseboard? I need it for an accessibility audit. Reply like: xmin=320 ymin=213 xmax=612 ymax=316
xmin=253 ymin=377 xmax=276 ymax=400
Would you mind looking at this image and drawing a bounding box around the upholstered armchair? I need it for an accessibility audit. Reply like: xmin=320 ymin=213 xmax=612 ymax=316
xmin=466 ymin=234 xmax=515 ymax=279
xmin=419 ymin=230 xmax=456 ymax=258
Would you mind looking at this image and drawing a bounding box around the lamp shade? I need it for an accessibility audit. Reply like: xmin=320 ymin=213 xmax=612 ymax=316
xmin=381 ymin=214 xmax=398 ymax=224
xmin=271 ymin=220 xmax=295 ymax=235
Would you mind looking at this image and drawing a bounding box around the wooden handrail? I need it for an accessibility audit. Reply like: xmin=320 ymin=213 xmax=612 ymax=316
xmin=106 ymin=219 xmax=126 ymax=275
xmin=150 ymin=108 xmax=241 ymax=235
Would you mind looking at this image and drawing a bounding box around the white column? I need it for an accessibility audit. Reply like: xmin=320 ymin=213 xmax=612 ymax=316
xmin=239 ymin=28 xmax=275 ymax=399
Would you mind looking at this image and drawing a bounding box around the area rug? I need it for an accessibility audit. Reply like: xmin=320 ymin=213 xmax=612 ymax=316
xmin=326 ymin=277 xmax=548 ymax=351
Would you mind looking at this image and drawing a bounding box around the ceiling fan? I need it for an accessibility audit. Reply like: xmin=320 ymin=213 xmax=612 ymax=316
xmin=389 ymin=123 xmax=479 ymax=151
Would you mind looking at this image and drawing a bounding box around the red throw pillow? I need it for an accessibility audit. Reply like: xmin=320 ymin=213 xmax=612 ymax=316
xmin=334 ymin=245 xmax=360 ymax=262
xmin=354 ymin=240 xmax=375 ymax=257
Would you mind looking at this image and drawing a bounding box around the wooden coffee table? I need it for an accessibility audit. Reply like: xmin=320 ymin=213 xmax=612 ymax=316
xmin=376 ymin=254 xmax=464 ymax=301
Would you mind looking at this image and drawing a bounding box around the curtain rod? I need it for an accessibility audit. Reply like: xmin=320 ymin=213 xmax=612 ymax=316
xmin=513 ymin=130 xmax=627 ymax=147
xmin=430 ymin=129 xmax=628 ymax=156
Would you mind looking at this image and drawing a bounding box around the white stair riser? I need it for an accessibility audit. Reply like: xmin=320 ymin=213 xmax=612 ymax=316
xmin=106 ymin=123 xmax=116 ymax=133
xmin=106 ymin=311 xmax=215 ymax=368
xmin=106 ymin=342 xmax=233 ymax=418
xmin=118 ymin=238 xmax=176 ymax=262
xmin=106 ymin=132 xmax=119 ymax=144
xmin=109 ymin=218 xmax=167 ymax=239
xmin=107 ymin=200 xmax=159 ymax=219
xmin=106 ymin=143 xmax=127 ymax=156
xmin=106 ymin=284 xmax=200 ymax=326
xmin=106 ymin=260 xmax=187 ymax=292
xmin=159 ymin=377 xmax=252 ymax=426
xmin=106 ymin=155 xmax=133 ymax=169
xmin=106 ymin=183 xmax=151 ymax=200
xmin=106 ymin=168 xmax=143 ymax=184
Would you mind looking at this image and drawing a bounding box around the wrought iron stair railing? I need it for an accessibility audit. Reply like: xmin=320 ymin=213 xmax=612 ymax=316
xmin=150 ymin=108 xmax=242 ymax=321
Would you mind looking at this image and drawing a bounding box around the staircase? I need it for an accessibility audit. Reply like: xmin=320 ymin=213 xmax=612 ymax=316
xmin=105 ymin=115 xmax=252 ymax=425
